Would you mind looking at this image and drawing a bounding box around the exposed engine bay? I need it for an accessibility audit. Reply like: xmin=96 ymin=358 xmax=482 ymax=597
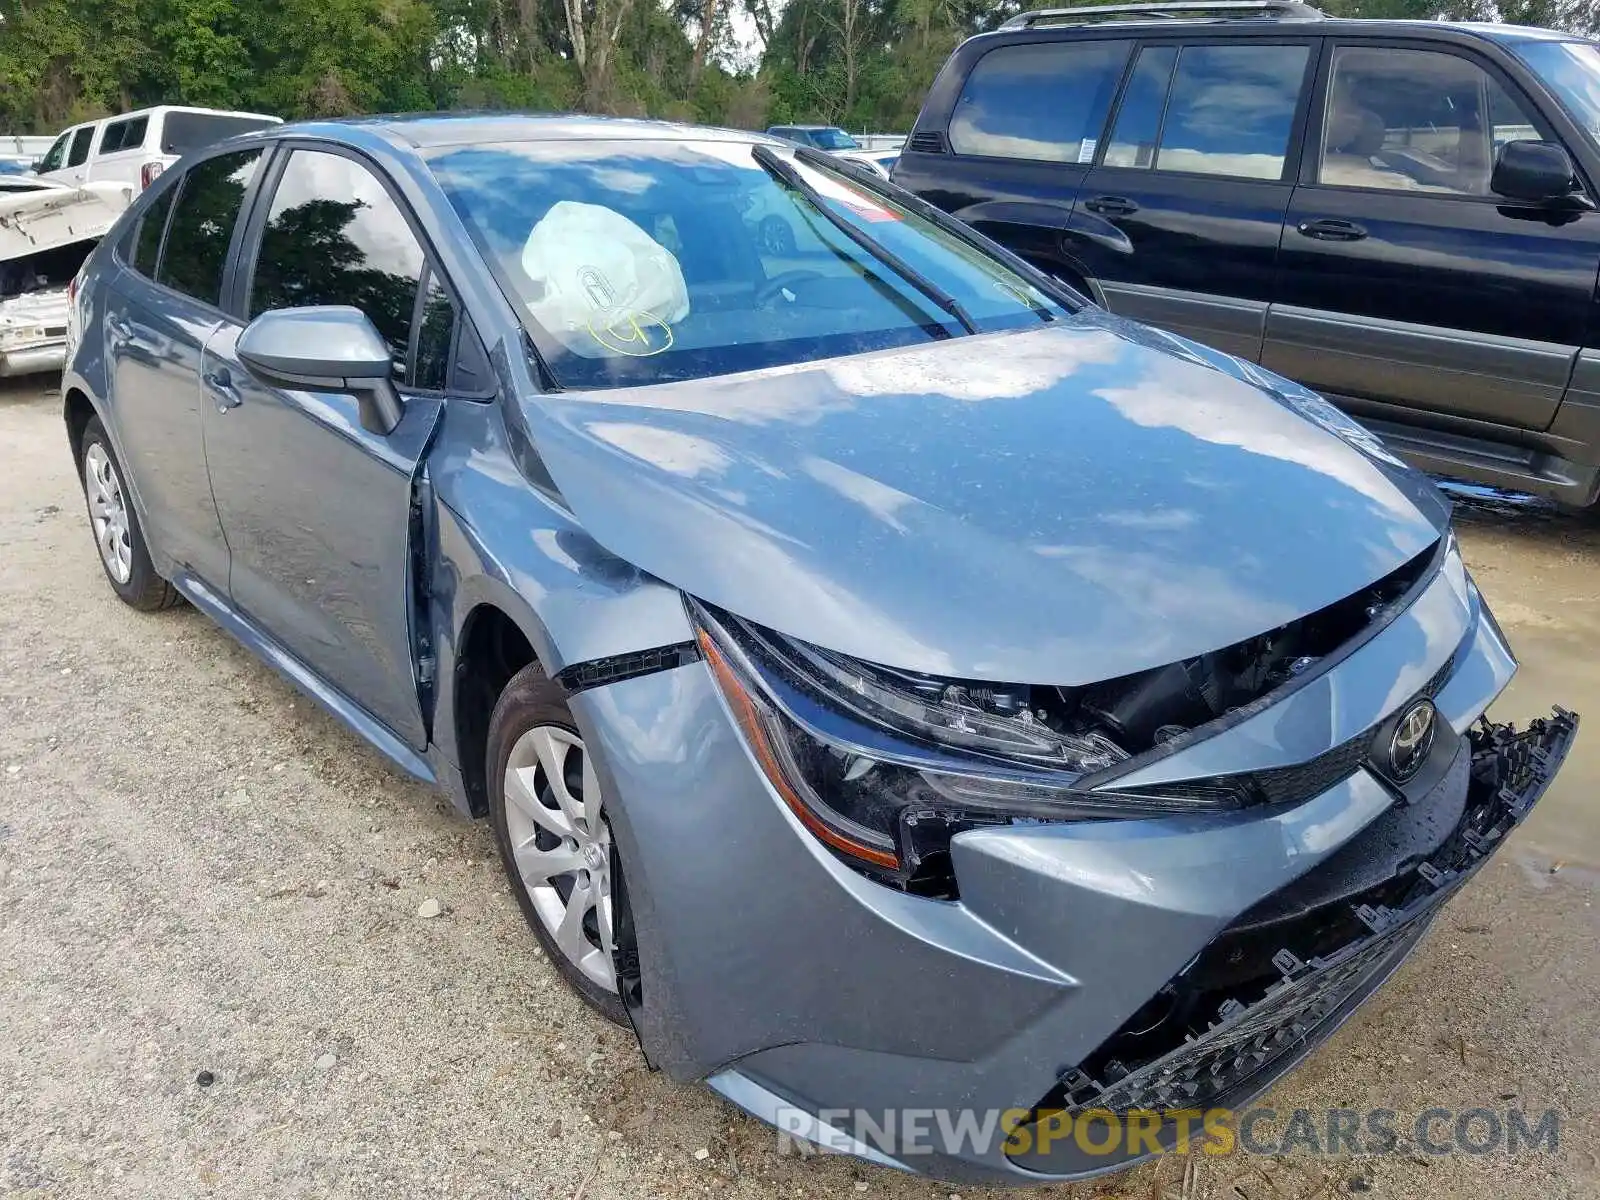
xmin=933 ymin=540 xmax=1437 ymax=764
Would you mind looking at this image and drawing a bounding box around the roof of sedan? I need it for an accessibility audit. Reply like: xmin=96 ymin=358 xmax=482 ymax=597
xmin=349 ymin=113 xmax=769 ymax=149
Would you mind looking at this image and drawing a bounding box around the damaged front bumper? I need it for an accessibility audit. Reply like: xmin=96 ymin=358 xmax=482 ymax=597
xmin=0 ymin=287 xmax=69 ymax=377
xmin=570 ymin=549 xmax=1576 ymax=1187
xmin=1005 ymin=707 xmax=1578 ymax=1176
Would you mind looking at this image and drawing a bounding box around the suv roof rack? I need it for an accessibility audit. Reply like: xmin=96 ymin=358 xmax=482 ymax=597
xmin=999 ymin=1 xmax=1323 ymax=29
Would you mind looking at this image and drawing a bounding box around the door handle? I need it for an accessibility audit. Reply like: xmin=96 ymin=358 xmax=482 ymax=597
xmin=1297 ymin=217 xmax=1369 ymax=242
xmin=1084 ymin=195 xmax=1140 ymax=218
xmin=106 ymin=315 xmax=133 ymax=343
xmin=203 ymin=367 xmax=243 ymax=412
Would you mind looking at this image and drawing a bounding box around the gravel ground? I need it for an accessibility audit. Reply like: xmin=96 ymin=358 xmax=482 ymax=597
xmin=3 ymin=378 xmax=1598 ymax=1200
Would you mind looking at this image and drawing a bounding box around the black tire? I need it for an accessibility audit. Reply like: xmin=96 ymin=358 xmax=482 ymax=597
xmin=77 ymin=417 xmax=180 ymax=612
xmin=487 ymin=663 xmax=630 ymax=1026
xmin=759 ymin=214 xmax=796 ymax=255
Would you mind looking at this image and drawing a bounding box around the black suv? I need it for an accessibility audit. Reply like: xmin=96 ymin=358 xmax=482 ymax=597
xmin=894 ymin=1 xmax=1600 ymax=505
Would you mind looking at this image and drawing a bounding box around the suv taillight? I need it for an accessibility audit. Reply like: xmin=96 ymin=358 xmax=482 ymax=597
xmin=140 ymin=161 xmax=164 ymax=190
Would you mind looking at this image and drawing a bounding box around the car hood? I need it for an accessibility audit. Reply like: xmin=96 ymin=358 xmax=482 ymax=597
xmin=519 ymin=315 xmax=1447 ymax=685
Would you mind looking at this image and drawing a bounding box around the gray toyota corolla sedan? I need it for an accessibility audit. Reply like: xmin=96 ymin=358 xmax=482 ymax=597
xmin=62 ymin=115 xmax=1575 ymax=1184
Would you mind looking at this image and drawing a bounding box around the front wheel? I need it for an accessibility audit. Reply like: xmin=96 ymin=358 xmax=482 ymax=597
xmin=78 ymin=416 xmax=179 ymax=611
xmin=759 ymin=215 xmax=796 ymax=255
xmin=488 ymin=663 xmax=631 ymax=1026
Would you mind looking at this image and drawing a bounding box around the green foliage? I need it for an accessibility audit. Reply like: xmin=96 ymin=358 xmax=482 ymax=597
xmin=2 ymin=0 xmax=1597 ymax=135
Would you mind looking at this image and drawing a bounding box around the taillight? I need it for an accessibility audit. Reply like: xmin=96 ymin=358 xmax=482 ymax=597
xmin=68 ymin=274 xmax=78 ymax=304
xmin=140 ymin=161 xmax=164 ymax=190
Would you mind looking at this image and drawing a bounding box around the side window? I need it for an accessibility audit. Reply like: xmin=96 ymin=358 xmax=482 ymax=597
xmin=949 ymin=40 xmax=1132 ymax=163
xmin=1155 ymin=43 xmax=1310 ymax=180
xmin=132 ymin=187 xmax=175 ymax=276
xmin=1320 ymin=46 xmax=1542 ymax=196
xmin=1105 ymin=45 xmax=1178 ymax=169
xmin=248 ymin=150 xmax=428 ymax=382
xmin=414 ymin=273 xmax=456 ymax=392
xmin=100 ymin=115 xmax=149 ymax=157
xmin=38 ymin=131 xmax=71 ymax=173
xmin=157 ymin=149 xmax=263 ymax=305
xmin=67 ymin=126 xmax=95 ymax=168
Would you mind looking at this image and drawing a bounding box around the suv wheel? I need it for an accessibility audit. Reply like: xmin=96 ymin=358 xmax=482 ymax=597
xmin=488 ymin=663 xmax=630 ymax=1026
xmin=78 ymin=417 xmax=180 ymax=611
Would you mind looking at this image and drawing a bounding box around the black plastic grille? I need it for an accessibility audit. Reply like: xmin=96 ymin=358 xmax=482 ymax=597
xmin=1073 ymin=911 xmax=1423 ymax=1113
xmin=906 ymin=130 xmax=948 ymax=154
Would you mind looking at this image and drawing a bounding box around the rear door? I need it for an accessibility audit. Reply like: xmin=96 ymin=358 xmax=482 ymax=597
xmin=104 ymin=148 xmax=265 ymax=587
xmin=897 ymin=36 xmax=1134 ymax=281
xmin=201 ymin=144 xmax=454 ymax=750
xmin=1071 ymin=36 xmax=1318 ymax=359
xmin=1266 ymin=38 xmax=1600 ymax=431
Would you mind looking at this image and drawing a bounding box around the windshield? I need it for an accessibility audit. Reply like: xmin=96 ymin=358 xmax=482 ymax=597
xmin=1517 ymin=40 xmax=1600 ymax=143
xmin=810 ymin=128 xmax=861 ymax=150
xmin=427 ymin=138 xmax=1068 ymax=389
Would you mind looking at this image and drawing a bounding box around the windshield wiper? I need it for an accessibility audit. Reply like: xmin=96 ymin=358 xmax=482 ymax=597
xmin=790 ymin=145 xmax=1070 ymax=321
xmin=750 ymin=144 xmax=979 ymax=336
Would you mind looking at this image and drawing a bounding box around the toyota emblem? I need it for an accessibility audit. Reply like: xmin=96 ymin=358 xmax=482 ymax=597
xmin=1387 ymin=699 xmax=1437 ymax=782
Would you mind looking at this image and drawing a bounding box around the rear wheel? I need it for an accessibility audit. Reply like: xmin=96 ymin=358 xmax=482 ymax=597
xmin=77 ymin=417 xmax=179 ymax=611
xmin=488 ymin=663 xmax=630 ymax=1026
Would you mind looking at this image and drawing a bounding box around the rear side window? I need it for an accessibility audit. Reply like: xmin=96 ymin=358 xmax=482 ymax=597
xmin=160 ymin=112 xmax=277 ymax=155
xmin=248 ymin=149 xmax=428 ymax=381
xmin=1151 ymin=44 xmax=1310 ymax=180
xmin=67 ymin=127 xmax=94 ymax=168
xmin=132 ymin=188 xmax=175 ymax=276
xmin=99 ymin=115 xmax=149 ymax=156
xmin=949 ymin=40 xmax=1131 ymax=163
xmin=157 ymin=149 xmax=263 ymax=305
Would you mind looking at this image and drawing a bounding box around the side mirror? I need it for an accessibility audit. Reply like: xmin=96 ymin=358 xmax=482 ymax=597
xmin=1491 ymin=140 xmax=1580 ymax=205
xmin=237 ymin=306 xmax=404 ymax=435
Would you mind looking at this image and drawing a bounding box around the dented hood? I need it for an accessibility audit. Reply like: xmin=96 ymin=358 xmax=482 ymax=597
xmin=519 ymin=317 xmax=1447 ymax=684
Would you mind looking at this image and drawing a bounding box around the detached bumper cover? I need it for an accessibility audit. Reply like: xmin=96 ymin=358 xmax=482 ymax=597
xmin=1007 ymin=707 xmax=1577 ymax=1175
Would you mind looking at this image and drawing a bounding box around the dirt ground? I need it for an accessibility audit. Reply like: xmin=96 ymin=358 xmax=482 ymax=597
xmin=2 ymin=377 xmax=1597 ymax=1200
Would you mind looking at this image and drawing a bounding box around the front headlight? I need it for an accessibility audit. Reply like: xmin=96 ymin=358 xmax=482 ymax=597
xmin=693 ymin=604 xmax=1253 ymax=894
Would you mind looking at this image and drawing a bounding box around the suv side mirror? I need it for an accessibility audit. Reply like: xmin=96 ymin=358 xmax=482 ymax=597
xmin=237 ymin=306 xmax=404 ymax=435
xmin=1491 ymin=140 xmax=1580 ymax=205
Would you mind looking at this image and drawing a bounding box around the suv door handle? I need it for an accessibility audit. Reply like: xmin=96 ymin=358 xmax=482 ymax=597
xmin=1297 ymin=217 xmax=1368 ymax=242
xmin=204 ymin=367 xmax=243 ymax=412
xmin=106 ymin=315 xmax=132 ymax=344
xmin=1083 ymin=195 xmax=1140 ymax=218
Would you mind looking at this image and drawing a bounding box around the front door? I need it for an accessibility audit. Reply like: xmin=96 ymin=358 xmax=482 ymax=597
xmin=1071 ymin=38 xmax=1319 ymax=360
xmin=202 ymin=146 xmax=456 ymax=750
xmin=1266 ymin=41 xmax=1600 ymax=431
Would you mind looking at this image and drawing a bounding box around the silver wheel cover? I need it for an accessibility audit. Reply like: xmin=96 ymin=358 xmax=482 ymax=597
xmin=502 ymin=726 xmax=617 ymax=993
xmin=84 ymin=443 xmax=133 ymax=584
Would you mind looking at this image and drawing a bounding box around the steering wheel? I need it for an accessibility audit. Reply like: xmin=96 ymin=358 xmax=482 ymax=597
xmin=755 ymin=270 xmax=825 ymax=308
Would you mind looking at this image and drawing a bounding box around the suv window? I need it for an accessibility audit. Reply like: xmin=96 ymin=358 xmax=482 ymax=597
xmin=156 ymin=149 xmax=263 ymax=305
xmin=1320 ymin=46 xmax=1542 ymax=196
xmin=1143 ymin=43 xmax=1310 ymax=180
xmin=1105 ymin=45 xmax=1179 ymax=168
xmin=248 ymin=149 xmax=430 ymax=383
xmin=67 ymin=126 xmax=95 ymax=168
xmin=100 ymin=115 xmax=149 ymax=156
xmin=161 ymin=112 xmax=278 ymax=155
xmin=949 ymin=40 xmax=1131 ymax=163
xmin=132 ymin=187 xmax=175 ymax=275
xmin=38 ymin=131 xmax=71 ymax=173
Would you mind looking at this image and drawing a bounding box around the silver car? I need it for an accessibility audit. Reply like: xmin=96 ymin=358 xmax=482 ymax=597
xmin=62 ymin=114 xmax=1576 ymax=1184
